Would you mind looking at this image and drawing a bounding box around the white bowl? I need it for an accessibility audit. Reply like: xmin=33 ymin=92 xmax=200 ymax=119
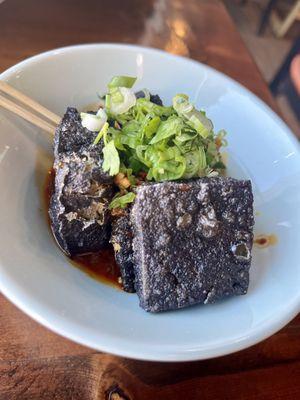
xmin=0 ymin=44 xmax=300 ymax=361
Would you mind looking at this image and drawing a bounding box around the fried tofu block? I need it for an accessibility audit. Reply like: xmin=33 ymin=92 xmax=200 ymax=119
xmin=110 ymin=210 xmax=135 ymax=293
xmin=49 ymin=108 xmax=114 ymax=256
xmin=131 ymin=178 xmax=254 ymax=312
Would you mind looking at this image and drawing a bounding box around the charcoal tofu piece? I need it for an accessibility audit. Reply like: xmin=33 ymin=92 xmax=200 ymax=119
xmin=131 ymin=177 xmax=254 ymax=312
xmin=110 ymin=210 xmax=135 ymax=292
xmin=135 ymin=91 xmax=163 ymax=106
xmin=49 ymin=108 xmax=114 ymax=256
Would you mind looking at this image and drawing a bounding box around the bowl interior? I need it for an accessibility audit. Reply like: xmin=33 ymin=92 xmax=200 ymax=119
xmin=0 ymin=44 xmax=300 ymax=361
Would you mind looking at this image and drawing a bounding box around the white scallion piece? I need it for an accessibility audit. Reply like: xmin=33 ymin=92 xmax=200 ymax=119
xmin=110 ymin=87 xmax=136 ymax=115
xmin=80 ymin=109 xmax=107 ymax=132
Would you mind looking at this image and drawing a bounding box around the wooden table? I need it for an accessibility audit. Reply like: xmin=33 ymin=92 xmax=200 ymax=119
xmin=0 ymin=1 xmax=299 ymax=399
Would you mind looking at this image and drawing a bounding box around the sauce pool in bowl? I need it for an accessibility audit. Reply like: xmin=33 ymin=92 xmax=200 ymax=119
xmin=44 ymin=169 xmax=122 ymax=289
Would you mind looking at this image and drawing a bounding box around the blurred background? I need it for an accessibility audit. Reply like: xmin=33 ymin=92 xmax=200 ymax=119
xmin=0 ymin=0 xmax=299 ymax=136
xmin=224 ymin=0 xmax=300 ymax=137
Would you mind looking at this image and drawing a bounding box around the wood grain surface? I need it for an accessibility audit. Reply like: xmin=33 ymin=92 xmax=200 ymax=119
xmin=0 ymin=0 xmax=299 ymax=399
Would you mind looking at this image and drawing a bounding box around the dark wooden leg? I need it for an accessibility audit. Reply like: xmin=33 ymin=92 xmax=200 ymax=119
xmin=257 ymin=0 xmax=278 ymax=35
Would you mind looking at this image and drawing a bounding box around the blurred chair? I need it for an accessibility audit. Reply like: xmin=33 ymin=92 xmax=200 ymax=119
xmin=257 ymin=0 xmax=300 ymax=37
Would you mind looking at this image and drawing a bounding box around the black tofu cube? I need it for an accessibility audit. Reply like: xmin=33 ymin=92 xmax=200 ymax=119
xmin=131 ymin=177 xmax=254 ymax=312
xmin=49 ymin=108 xmax=114 ymax=256
xmin=110 ymin=211 xmax=135 ymax=293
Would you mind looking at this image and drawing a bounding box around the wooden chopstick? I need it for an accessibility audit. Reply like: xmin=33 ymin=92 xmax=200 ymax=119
xmin=0 ymin=81 xmax=61 ymax=126
xmin=0 ymin=93 xmax=56 ymax=135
